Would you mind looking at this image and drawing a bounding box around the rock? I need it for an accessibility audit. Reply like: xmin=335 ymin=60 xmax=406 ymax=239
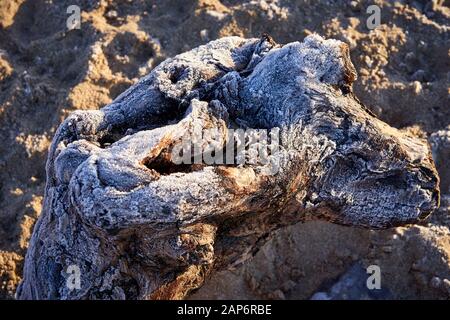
xmin=411 ymin=69 xmax=427 ymax=82
xmin=105 ymin=10 xmax=118 ymax=20
xmin=430 ymin=276 xmax=442 ymax=289
xmin=200 ymin=29 xmax=209 ymax=42
xmin=350 ymin=1 xmax=361 ymax=12
xmin=443 ymin=279 xmax=450 ymax=294
xmin=411 ymin=81 xmax=422 ymax=95
xmin=17 ymin=35 xmax=439 ymax=300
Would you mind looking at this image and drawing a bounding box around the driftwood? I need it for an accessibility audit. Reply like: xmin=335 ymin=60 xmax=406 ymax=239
xmin=17 ymin=35 xmax=439 ymax=300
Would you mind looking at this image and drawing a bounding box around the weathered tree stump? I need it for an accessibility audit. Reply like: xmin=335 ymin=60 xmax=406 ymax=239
xmin=17 ymin=35 xmax=439 ymax=299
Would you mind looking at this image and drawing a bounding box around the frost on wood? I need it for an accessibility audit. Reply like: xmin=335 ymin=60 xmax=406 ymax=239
xmin=17 ymin=35 xmax=440 ymax=299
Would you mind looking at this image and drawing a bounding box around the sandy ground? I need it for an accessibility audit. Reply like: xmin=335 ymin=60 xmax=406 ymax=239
xmin=0 ymin=0 xmax=449 ymax=299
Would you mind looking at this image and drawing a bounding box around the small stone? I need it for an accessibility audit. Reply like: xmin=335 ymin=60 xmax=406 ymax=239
xmin=418 ymin=40 xmax=427 ymax=51
xmin=430 ymin=276 xmax=442 ymax=288
xmin=200 ymin=29 xmax=209 ymax=42
xmin=359 ymin=68 xmax=369 ymax=77
xmin=373 ymin=106 xmax=383 ymax=116
xmin=106 ymin=10 xmax=118 ymax=19
xmin=443 ymin=279 xmax=450 ymax=293
xmin=364 ymin=56 xmax=373 ymax=68
xmin=412 ymin=81 xmax=422 ymax=94
xmin=350 ymin=1 xmax=361 ymax=12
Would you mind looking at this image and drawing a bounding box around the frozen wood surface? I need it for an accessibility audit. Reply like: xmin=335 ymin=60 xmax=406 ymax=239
xmin=17 ymin=35 xmax=439 ymax=299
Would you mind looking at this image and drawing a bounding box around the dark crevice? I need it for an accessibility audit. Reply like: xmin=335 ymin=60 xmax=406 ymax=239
xmin=168 ymin=66 xmax=186 ymax=84
xmin=143 ymin=152 xmax=205 ymax=176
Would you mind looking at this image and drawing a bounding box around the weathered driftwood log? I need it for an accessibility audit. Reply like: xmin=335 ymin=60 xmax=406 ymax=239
xmin=18 ymin=35 xmax=439 ymax=300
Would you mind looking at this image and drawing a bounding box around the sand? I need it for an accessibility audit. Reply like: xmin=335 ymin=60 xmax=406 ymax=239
xmin=0 ymin=0 xmax=449 ymax=299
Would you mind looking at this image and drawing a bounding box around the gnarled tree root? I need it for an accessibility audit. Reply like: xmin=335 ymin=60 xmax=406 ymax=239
xmin=17 ymin=35 xmax=439 ymax=300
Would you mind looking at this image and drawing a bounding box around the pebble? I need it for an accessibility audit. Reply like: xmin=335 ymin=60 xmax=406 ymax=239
xmin=364 ymin=56 xmax=373 ymax=68
xmin=412 ymin=81 xmax=422 ymax=94
xmin=359 ymin=68 xmax=369 ymax=77
xmin=430 ymin=276 xmax=442 ymax=288
xmin=200 ymin=29 xmax=209 ymax=42
xmin=350 ymin=1 xmax=361 ymax=12
xmin=106 ymin=10 xmax=118 ymax=19
xmin=443 ymin=279 xmax=450 ymax=293
xmin=373 ymin=106 xmax=383 ymax=116
xmin=418 ymin=40 xmax=427 ymax=51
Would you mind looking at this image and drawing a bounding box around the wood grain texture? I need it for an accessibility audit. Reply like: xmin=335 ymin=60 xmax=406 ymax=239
xmin=17 ymin=35 xmax=439 ymax=300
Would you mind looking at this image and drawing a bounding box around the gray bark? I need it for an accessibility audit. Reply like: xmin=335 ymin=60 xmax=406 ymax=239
xmin=17 ymin=35 xmax=439 ymax=300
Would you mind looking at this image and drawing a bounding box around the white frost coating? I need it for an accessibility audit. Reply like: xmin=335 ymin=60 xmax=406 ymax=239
xmin=18 ymin=35 xmax=439 ymax=300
